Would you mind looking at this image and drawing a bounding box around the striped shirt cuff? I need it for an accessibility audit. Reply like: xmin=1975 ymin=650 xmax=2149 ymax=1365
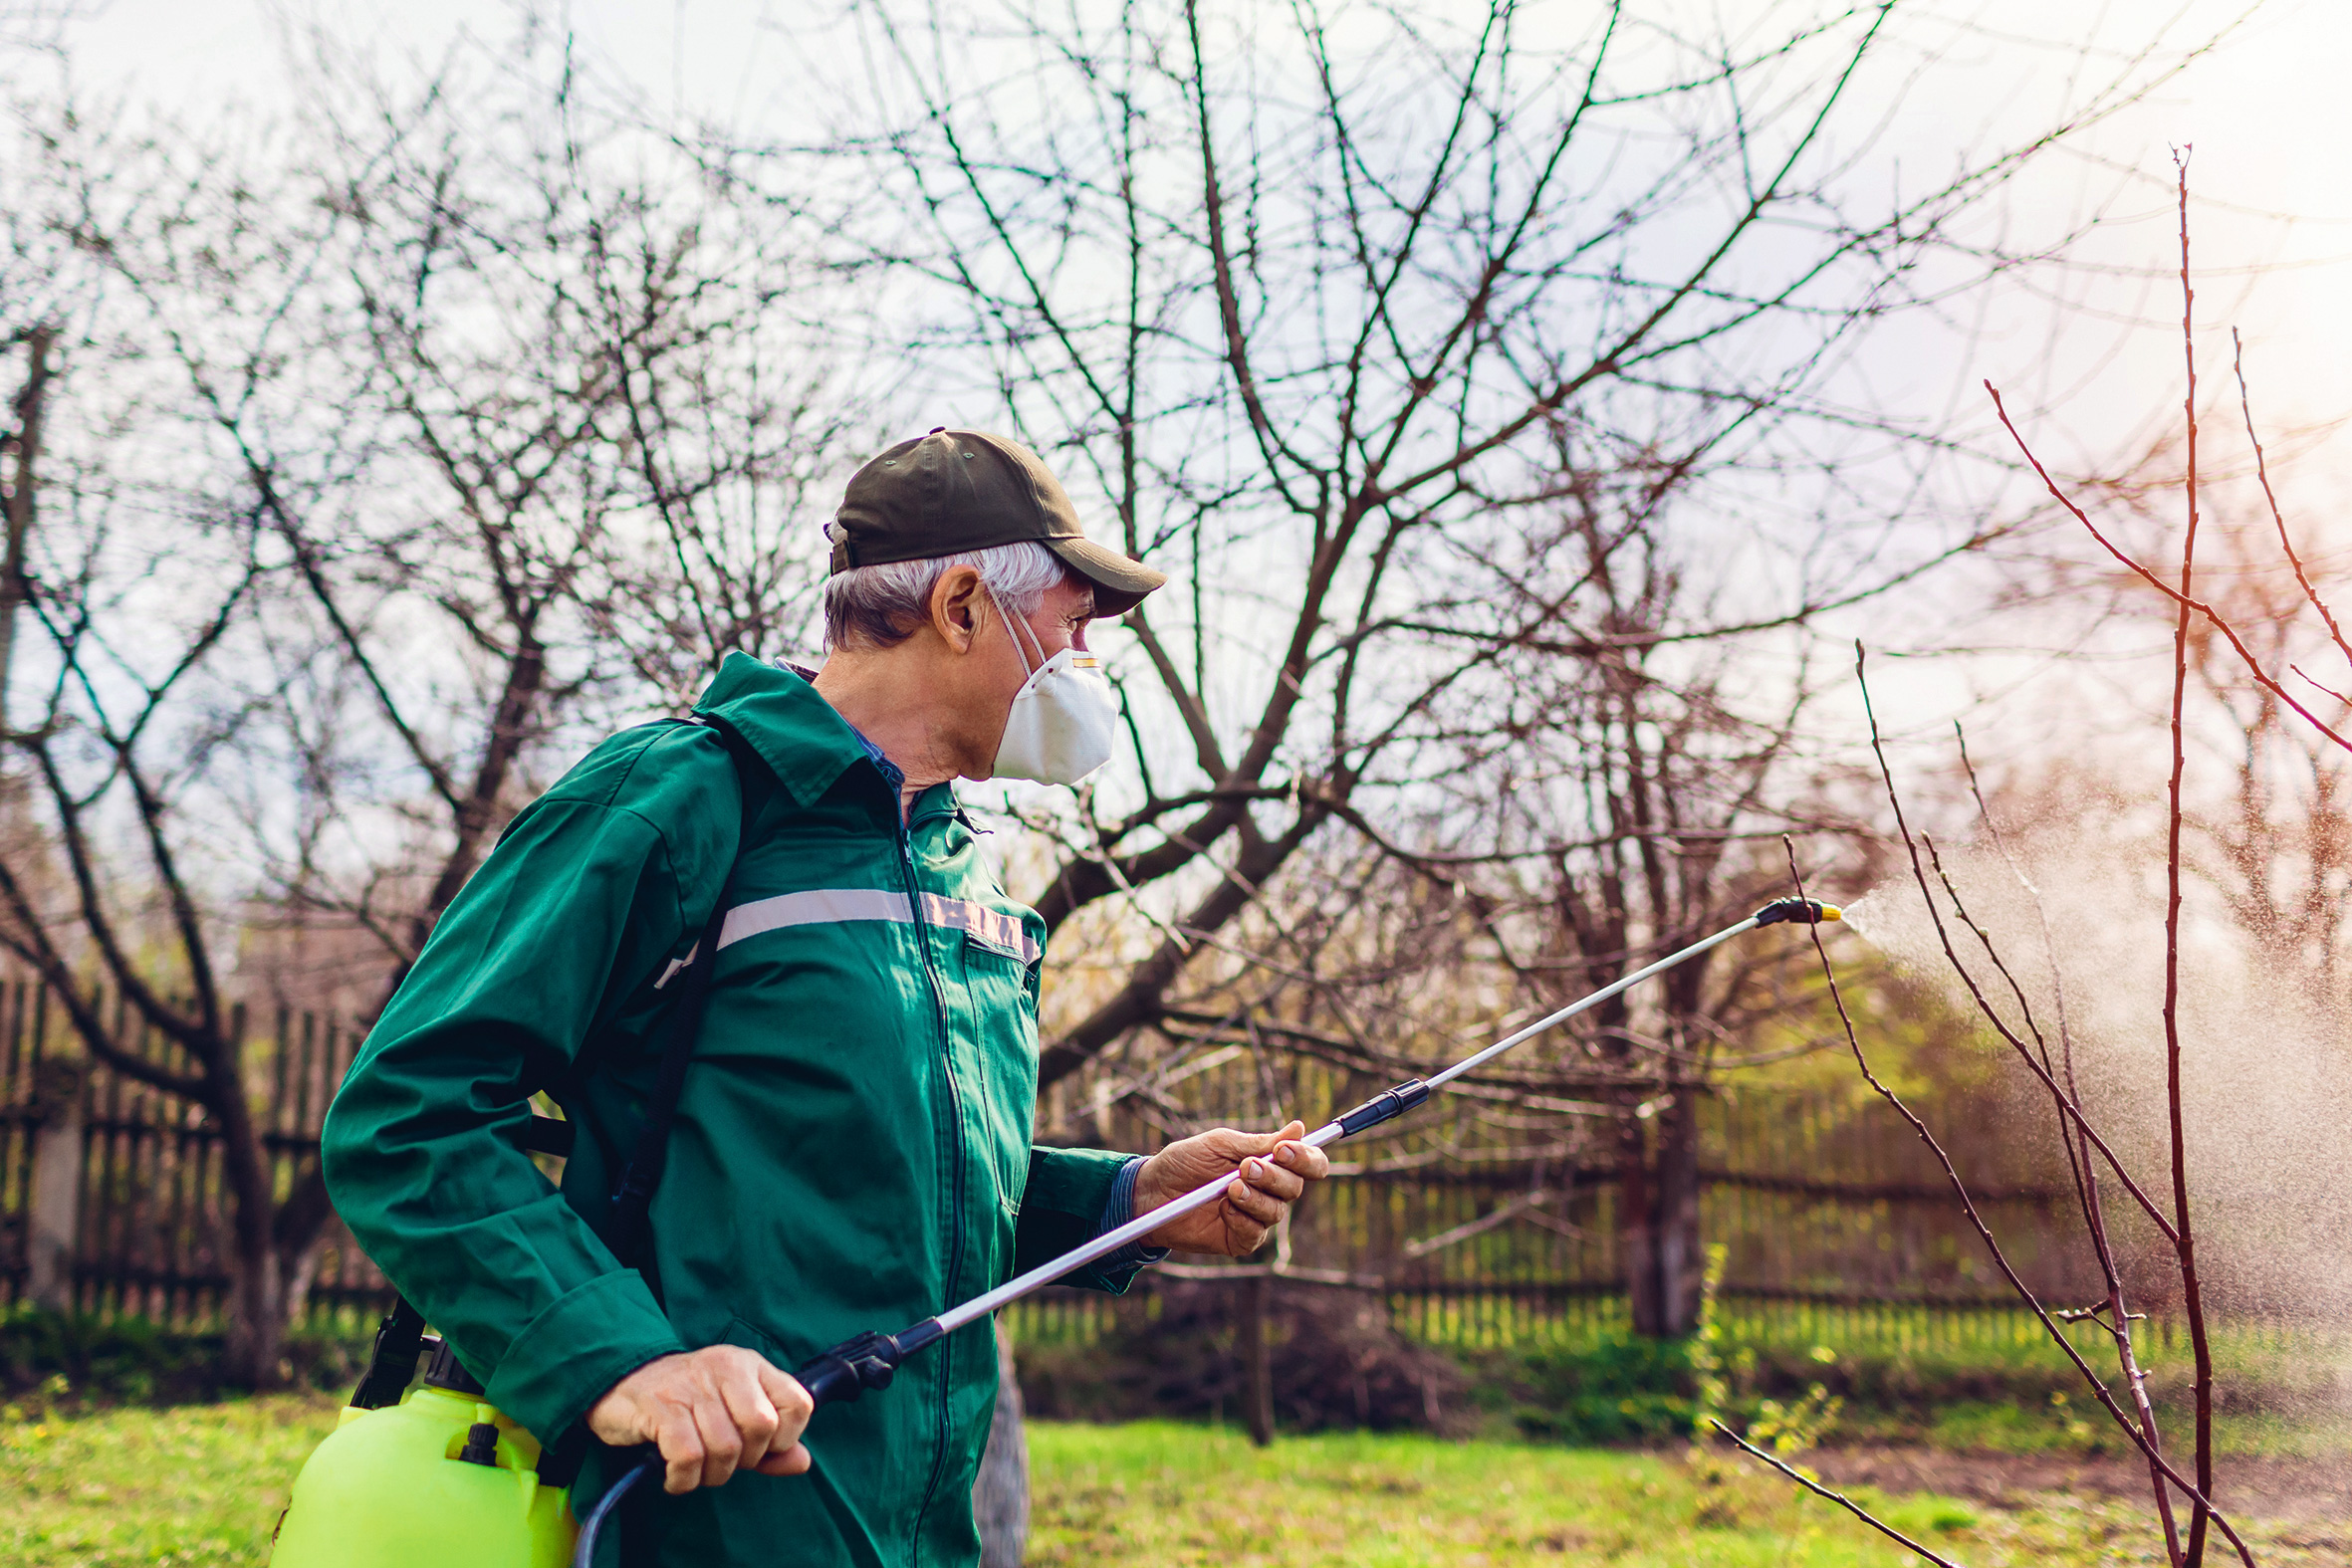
xmin=1090 ymin=1155 xmax=1171 ymax=1271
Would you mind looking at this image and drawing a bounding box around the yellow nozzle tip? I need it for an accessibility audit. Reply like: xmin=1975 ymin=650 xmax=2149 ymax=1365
xmin=1820 ymin=905 xmax=1843 ymax=922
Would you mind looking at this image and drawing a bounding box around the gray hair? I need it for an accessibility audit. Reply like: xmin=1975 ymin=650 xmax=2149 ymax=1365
xmin=822 ymin=539 xmax=1074 ymax=651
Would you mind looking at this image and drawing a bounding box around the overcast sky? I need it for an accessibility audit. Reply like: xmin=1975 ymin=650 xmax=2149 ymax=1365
xmin=23 ymin=0 xmax=2349 ymax=624
xmin=16 ymin=0 xmax=2352 ymax=767
xmin=27 ymin=0 xmax=2350 ymax=446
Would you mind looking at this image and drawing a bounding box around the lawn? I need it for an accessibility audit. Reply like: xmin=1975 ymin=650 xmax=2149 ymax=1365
xmin=0 ymin=1395 xmax=2342 ymax=1566
xmin=0 ymin=1395 xmax=330 ymax=1566
xmin=1026 ymin=1421 xmax=1982 ymax=1567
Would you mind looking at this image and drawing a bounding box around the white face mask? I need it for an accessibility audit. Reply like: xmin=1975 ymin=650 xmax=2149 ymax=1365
xmin=988 ymin=588 xmax=1119 ymax=784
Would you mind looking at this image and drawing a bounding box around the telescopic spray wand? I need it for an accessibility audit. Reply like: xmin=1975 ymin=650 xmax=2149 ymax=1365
xmin=573 ymin=896 xmax=1841 ymax=1562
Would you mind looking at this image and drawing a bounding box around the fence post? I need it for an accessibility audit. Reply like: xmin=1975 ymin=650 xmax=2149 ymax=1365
xmin=26 ymin=1054 xmax=84 ymax=1312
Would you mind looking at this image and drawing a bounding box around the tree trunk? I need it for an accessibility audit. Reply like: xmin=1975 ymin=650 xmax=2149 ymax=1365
xmin=226 ymin=1243 xmax=287 ymax=1388
xmin=1241 ymin=1272 xmax=1275 ymax=1447
xmin=26 ymin=1056 xmax=82 ymax=1312
xmin=0 ymin=325 xmax=52 ymax=730
xmin=1618 ymin=1105 xmax=1661 ymax=1336
xmin=1621 ymin=1091 xmax=1705 ymax=1338
xmin=974 ymin=1321 xmax=1029 ymax=1568
xmin=214 ymin=1070 xmax=288 ymax=1387
xmin=1651 ymin=1089 xmax=1705 ymax=1338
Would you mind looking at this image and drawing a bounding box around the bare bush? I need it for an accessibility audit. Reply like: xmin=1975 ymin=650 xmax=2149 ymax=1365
xmin=1735 ymin=158 xmax=2339 ymax=1568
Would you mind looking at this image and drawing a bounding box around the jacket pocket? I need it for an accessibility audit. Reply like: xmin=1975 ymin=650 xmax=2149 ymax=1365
xmin=720 ymin=1312 xmax=782 ymax=1359
xmin=962 ymin=930 xmax=1042 ymax=1011
xmin=958 ymin=937 xmax=1036 ymax=1234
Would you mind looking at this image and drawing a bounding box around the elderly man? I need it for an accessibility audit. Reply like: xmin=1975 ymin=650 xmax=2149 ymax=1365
xmin=323 ymin=429 xmax=1327 ymax=1566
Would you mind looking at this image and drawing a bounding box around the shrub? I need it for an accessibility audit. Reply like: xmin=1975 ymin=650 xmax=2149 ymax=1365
xmin=0 ymin=1305 xmax=369 ymax=1408
xmin=1017 ymin=1280 xmax=1469 ymax=1433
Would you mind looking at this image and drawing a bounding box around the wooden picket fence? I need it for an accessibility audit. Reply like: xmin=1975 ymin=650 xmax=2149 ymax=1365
xmin=0 ymin=972 xmax=2099 ymax=1345
xmin=0 ymin=980 xmax=390 ymax=1324
xmin=1019 ymin=1040 xmax=2101 ymax=1351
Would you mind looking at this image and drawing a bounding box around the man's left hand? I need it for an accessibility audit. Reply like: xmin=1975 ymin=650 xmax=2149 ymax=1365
xmin=1132 ymin=1120 xmax=1330 ymax=1255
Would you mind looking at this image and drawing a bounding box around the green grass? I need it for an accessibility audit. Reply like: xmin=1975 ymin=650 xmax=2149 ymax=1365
xmin=2 ymin=1397 xmax=2344 ymax=1566
xmin=1475 ymin=1319 xmax=2352 ymax=1457
xmin=1026 ymin=1423 xmax=2352 ymax=1566
xmin=0 ymin=1394 xmax=337 ymax=1566
xmin=1878 ymin=1396 xmax=2352 ymax=1460
xmin=1027 ymin=1421 xmax=1981 ymax=1566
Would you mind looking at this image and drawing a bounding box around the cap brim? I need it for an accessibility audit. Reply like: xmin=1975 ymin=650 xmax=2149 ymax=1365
xmin=1044 ymin=536 xmax=1167 ymax=618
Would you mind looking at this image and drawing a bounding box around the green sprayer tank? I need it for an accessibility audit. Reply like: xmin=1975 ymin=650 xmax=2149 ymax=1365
xmin=270 ymin=1342 xmax=577 ymax=1568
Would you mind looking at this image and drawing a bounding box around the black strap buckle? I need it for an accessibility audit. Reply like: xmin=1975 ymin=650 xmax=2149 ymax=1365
xmin=350 ymin=1298 xmax=429 ymax=1410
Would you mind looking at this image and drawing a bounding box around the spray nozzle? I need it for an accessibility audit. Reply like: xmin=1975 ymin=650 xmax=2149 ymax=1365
xmin=1753 ymin=897 xmax=1841 ymax=927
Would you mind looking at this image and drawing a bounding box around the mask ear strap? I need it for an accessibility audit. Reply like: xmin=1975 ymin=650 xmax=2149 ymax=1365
xmin=988 ymin=585 xmax=1047 ymax=679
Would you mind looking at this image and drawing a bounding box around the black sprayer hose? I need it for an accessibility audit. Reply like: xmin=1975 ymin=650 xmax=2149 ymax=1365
xmin=570 ymin=897 xmax=1838 ymax=1565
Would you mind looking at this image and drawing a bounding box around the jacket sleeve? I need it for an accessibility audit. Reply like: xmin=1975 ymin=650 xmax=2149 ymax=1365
xmin=1014 ymin=1146 xmax=1152 ymax=1293
xmin=323 ymin=776 xmax=725 ymax=1444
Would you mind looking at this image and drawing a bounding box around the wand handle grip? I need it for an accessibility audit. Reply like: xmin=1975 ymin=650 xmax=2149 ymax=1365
xmin=573 ymin=1321 xmax=942 ymax=1566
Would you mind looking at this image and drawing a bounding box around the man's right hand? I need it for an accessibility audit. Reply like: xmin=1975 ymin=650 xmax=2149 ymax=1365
xmin=586 ymin=1346 xmax=815 ymax=1494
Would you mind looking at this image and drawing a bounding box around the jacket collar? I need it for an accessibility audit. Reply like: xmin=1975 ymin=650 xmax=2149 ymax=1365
xmin=908 ymin=784 xmax=960 ymax=826
xmin=691 ymin=652 xmax=874 ymax=809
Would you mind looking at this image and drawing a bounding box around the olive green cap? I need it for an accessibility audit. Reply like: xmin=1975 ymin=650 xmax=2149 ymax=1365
xmin=829 ymin=428 xmax=1167 ymax=615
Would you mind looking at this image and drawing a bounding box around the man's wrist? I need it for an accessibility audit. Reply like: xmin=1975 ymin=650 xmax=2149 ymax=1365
xmin=1093 ymin=1155 xmax=1171 ymax=1265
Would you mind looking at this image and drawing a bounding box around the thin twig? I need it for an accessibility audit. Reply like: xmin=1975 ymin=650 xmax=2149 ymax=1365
xmin=2234 ymin=327 xmax=2352 ymax=674
xmin=1837 ymin=668 xmax=2255 ymax=1566
xmin=1986 ymin=377 xmax=2352 ymax=756
xmin=1950 ymin=730 xmax=2181 ymax=1541
xmin=1834 ymin=710 xmax=2181 ymax=1243
xmin=2165 ymin=148 xmax=2217 ymax=1568
xmin=1921 ymin=828 xmax=2183 ymax=1563
xmin=2290 ymin=665 xmax=2351 ymax=706
xmin=1706 ymin=1419 xmax=1964 ymax=1568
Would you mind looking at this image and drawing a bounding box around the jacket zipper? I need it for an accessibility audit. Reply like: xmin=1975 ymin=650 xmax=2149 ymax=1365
xmin=898 ymin=808 xmax=965 ymax=1568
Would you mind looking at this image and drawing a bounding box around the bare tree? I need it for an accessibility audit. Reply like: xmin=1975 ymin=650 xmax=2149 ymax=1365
xmin=1060 ymin=491 xmax=1870 ymax=1336
xmin=0 ymin=32 xmax=854 ymax=1379
xmin=821 ymin=0 xmax=2197 ymax=1060
xmin=783 ymin=0 xmax=2201 ymax=1339
xmin=0 ymin=324 xmax=49 ymax=711
xmin=0 ymin=309 xmax=295 ymax=1374
xmin=236 ymin=39 xmax=852 ymax=984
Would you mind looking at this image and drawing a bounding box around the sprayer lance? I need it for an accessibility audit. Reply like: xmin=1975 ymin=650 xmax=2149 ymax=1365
xmin=572 ymin=895 xmax=1839 ymax=1562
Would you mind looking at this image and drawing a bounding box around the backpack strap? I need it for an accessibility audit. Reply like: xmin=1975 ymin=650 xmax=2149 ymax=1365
xmin=543 ymin=715 xmax=766 ymax=1492
xmin=602 ymin=717 xmax=765 ymax=1278
xmin=349 ymin=715 xmax=766 ymax=1425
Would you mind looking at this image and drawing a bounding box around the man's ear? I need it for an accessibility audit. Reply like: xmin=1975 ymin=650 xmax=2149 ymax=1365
xmin=929 ymin=565 xmax=987 ymax=653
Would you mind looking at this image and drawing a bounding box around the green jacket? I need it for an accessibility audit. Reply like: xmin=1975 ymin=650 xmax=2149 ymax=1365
xmin=323 ymin=653 xmax=1138 ymax=1568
